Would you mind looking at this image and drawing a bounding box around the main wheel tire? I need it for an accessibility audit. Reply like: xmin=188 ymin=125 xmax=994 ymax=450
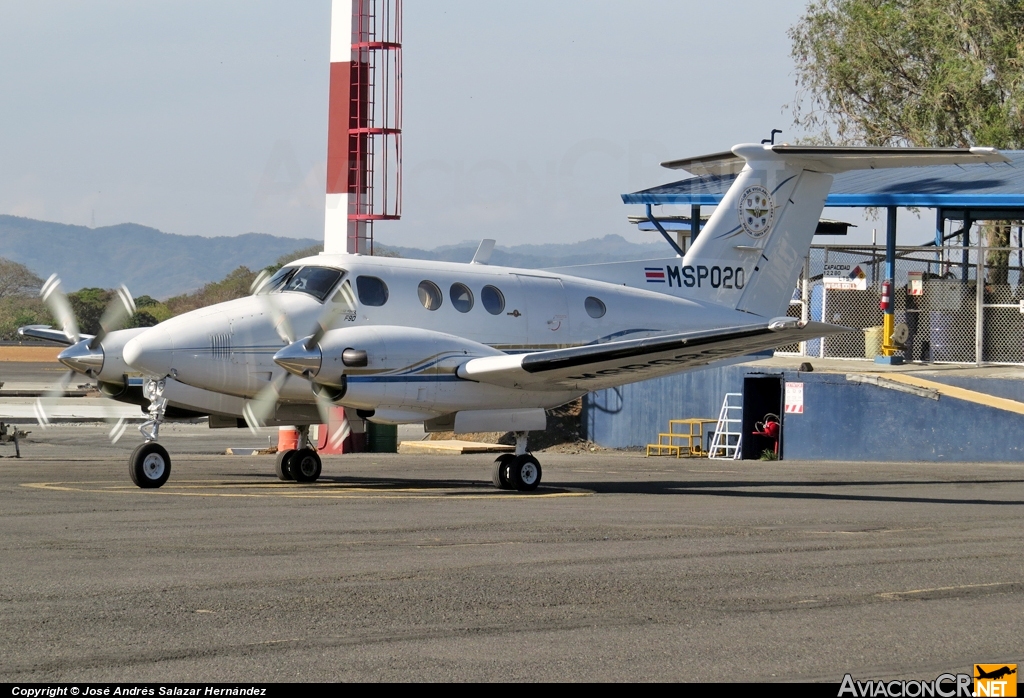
xmin=509 ymin=454 xmax=542 ymax=492
xmin=492 ymin=453 xmax=515 ymax=490
xmin=289 ymin=449 xmax=322 ymax=483
xmin=129 ymin=442 xmax=171 ymax=489
xmin=275 ymin=449 xmax=296 ymax=481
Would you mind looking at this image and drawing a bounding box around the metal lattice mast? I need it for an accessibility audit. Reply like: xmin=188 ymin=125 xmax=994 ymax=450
xmin=325 ymin=0 xmax=402 ymax=255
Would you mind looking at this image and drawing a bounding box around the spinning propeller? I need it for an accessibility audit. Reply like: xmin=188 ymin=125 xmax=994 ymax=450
xmin=242 ymin=279 xmax=357 ymax=434
xmin=34 ymin=274 xmax=137 ymax=443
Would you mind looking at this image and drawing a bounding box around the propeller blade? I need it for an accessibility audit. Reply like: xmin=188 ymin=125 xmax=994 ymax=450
xmin=250 ymin=269 xmax=296 ymax=344
xmin=242 ymin=372 xmax=290 ymax=434
xmin=314 ymin=386 xmax=334 ymax=425
xmin=40 ymin=274 xmax=80 ymax=344
xmin=253 ymin=287 xmax=295 ymax=345
xmin=90 ymin=285 xmax=136 ymax=350
xmin=249 ymin=269 xmax=273 ymax=295
xmin=329 ymin=416 xmax=351 ymax=452
xmin=33 ymin=399 xmax=51 ymax=428
xmin=304 ymin=282 xmax=357 ymax=351
xmin=107 ymin=417 xmax=128 ymax=444
xmin=33 ymin=369 xmax=76 ymax=428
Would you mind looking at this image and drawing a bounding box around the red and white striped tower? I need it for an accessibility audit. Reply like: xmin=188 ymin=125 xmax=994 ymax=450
xmin=325 ymin=0 xmax=402 ymax=255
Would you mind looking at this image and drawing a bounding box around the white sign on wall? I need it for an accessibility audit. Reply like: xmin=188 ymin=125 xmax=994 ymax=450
xmin=823 ymin=263 xmax=868 ymax=290
xmin=785 ymin=381 xmax=804 ymax=414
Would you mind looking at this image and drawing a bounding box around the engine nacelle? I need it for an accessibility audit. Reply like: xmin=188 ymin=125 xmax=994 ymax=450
xmin=57 ymin=327 xmax=149 ymax=385
xmin=315 ymin=325 xmax=505 ymax=412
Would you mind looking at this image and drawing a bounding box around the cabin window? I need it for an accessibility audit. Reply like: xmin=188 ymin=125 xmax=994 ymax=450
xmin=585 ymin=296 xmax=606 ymax=318
xmin=418 ymin=281 xmax=443 ymax=310
xmin=450 ymin=283 xmax=474 ymax=313
xmin=276 ymin=266 xmax=345 ymax=302
xmin=356 ymin=276 xmax=389 ymax=307
xmin=481 ymin=285 xmax=505 ymax=315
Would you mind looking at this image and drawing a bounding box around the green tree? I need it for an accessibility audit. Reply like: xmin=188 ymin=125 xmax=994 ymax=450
xmin=164 ymin=266 xmax=260 ymax=316
xmin=67 ymin=288 xmax=112 ymax=336
xmin=0 ymin=258 xmax=43 ymax=300
xmin=0 ymin=258 xmax=50 ymax=339
xmin=790 ymin=0 xmax=1024 ymax=280
xmin=790 ymin=0 xmax=1024 ymax=148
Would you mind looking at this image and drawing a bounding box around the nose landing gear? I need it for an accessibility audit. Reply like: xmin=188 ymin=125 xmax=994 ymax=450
xmin=128 ymin=379 xmax=172 ymax=489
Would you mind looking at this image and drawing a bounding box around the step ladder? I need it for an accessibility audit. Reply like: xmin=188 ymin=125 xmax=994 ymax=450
xmin=708 ymin=392 xmax=742 ymax=460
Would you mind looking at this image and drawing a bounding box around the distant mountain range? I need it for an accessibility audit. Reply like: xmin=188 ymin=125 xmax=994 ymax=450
xmin=0 ymin=215 xmax=320 ymax=298
xmin=0 ymin=215 xmax=673 ymax=298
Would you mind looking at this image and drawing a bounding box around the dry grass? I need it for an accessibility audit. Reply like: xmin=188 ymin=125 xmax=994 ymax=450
xmin=0 ymin=345 xmax=62 ymax=362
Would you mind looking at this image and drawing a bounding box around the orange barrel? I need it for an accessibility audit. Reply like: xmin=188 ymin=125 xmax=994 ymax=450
xmin=278 ymin=426 xmax=299 ymax=451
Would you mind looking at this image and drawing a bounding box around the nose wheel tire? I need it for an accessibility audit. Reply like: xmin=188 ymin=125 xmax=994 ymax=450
xmin=275 ymin=449 xmax=297 ymax=481
xmin=509 ymin=454 xmax=542 ymax=491
xmin=129 ymin=442 xmax=171 ymax=489
xmin=288 ymin=449 xmax=322 ymax=483
xmin=492 ymin=453 xmax=516 ymax=490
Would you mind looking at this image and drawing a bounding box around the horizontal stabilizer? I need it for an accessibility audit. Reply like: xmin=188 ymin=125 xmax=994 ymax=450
xmin=661 ymin=150 xmax=744 ymax=176
xmin=751 ymin=144 xmax=1009 ymax=172
xmin=17 ymin=325 xmax=93 ymax=346
xmin=458 ymin=319 xmax=848 ymax=393
xmin=661 ymin=144 xmax=1008 ymax=176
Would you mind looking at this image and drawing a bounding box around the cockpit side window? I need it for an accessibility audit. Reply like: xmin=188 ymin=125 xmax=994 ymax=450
xmin=356 ymin=276 xmax=389 ymax=307
xmin=259 ymin=266 xmax=298 ymax=294
xmin=278 ymin=266 xmax=345 ymax=302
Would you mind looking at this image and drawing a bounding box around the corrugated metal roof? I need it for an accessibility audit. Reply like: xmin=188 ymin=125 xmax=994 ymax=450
xmin=622 ymin=150 xmax=1024 ymax=208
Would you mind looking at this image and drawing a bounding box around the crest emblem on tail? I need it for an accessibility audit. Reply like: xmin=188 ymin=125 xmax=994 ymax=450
xmin=739 ymin=185 xmax=774 ymax=238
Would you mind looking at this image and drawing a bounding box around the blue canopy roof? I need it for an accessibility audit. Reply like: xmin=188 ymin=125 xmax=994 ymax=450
xmin=622 ymin=151 xmax=1024 ymax=209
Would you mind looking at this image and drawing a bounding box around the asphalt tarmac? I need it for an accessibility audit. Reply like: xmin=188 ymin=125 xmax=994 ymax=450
xmin=1 ymin=424 xmax=1022 ymax=683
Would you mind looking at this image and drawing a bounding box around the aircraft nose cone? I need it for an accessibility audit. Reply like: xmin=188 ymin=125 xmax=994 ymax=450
xmin=58 ymin=340 xmax=104 ymax=375
xmin=123 ymin=326 xmax=174 ymax=377
xmin=273 ymin=341 xmax=322 ymax=378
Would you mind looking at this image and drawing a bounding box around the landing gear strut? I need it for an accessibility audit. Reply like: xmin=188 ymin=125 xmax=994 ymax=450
xmin=128 ymin=379 xmax=171 ymax=489
xmin=275 ymin=425 xmax=322 ymax=483
xmin=492 ymin=431 xmax=542 ymax=492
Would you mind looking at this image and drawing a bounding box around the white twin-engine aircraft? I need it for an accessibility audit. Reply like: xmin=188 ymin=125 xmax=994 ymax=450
xmin=28 ymin=143 xmax=1007 ymax=490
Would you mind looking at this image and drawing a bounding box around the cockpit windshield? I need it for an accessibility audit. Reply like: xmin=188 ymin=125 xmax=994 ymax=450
xmin=259 ymin=266 xmax=346 ymax=303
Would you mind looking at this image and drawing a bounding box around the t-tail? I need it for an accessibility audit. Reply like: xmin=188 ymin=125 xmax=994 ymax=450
xmin=676 ymin=144 xmax=1008 ymax=317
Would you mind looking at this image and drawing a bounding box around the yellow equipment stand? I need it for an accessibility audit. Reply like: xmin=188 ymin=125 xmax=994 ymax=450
xmin=646 ymin=418 xmax=717 ymax=458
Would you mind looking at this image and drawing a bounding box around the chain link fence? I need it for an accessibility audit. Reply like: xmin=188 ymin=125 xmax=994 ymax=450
xmin=778 ymin=245 xmax=1024 ymax=365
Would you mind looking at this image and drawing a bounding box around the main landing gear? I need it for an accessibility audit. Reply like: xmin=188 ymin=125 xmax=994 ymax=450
xmin=492 ymin=431 xmax=542 ymax=492
xmin=275 ymin=424 xmax=322 ymax=483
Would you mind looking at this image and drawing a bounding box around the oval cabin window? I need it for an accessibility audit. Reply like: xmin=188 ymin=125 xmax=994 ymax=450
xmin=450 ymin=283 xmax=474 ymax=313
xmin=481 ymin=285 xmax=505 ymax=315
xmin=418 ymin=280 xmax=443 ymax=310
xmin=585 ymin=296 xmax=606 ymax=318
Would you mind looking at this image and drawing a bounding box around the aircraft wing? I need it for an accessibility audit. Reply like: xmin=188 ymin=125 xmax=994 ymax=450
xmin=457 ymin=320 xmax=849 ymax=392
xmin=17 ymin=325 xmax=91 ymax=346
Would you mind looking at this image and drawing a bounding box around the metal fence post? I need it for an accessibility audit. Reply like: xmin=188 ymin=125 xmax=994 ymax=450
xmin=976 ymin=243 xmax=985 ymax=365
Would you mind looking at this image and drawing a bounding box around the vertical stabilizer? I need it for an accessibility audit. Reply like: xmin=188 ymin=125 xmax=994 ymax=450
xmin=679 ymin=144 xmax=1008 ymax=317
xmin=680 ymin=146 xmax=831 ymax=317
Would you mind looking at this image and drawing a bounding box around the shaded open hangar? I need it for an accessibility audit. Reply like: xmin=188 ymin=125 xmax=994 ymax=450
xmin=584 ymin=149 xmax=1024 ymax=460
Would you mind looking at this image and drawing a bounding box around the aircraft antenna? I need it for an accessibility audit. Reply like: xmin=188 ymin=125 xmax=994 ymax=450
xmin=325 ymin=0 xmax=403 ymax=255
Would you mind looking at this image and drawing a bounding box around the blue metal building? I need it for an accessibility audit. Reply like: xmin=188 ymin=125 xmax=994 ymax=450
xmin=583 ymin=149 xmax=1024 ymax=461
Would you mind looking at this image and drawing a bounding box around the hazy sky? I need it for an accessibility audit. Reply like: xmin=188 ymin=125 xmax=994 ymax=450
xmin=0 ymin=1 xmax=936 ymax=248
